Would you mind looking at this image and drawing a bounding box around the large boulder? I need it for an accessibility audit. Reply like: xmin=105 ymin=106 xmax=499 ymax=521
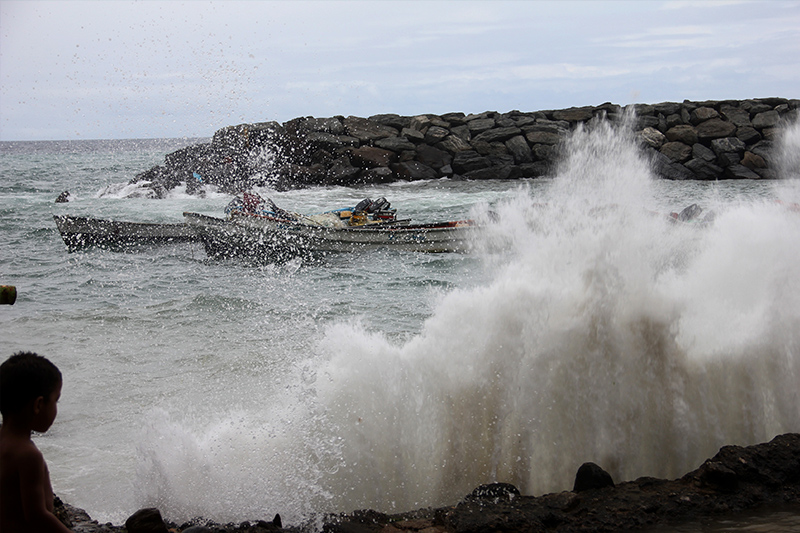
xmin=696 ymin=118 xmax=737 ymax=141
xmin=453 ymin=150 xmax=492 ymax=174
xmin=349 ymin=146 xmax=396 ymax=169
xmin=343 ymin=116 xmax=398 ymax=142
xmin=573 ymin=462 xmax=615 ymax=492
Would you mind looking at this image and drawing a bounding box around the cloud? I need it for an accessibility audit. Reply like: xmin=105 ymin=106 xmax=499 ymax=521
xmin=1 ymin=0 xmax=799 ymax=140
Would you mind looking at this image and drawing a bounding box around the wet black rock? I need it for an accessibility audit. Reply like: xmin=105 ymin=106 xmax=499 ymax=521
xmin=125 ymin=508 xmax=170 ymax=533
xmin=59 ymin=433 xmax=800 ymax=533
xmin=573 ymin=462 xmax=615 ymax=492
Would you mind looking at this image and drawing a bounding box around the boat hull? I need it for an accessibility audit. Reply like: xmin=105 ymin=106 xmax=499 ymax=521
xmin=54 ymin=215 xmax=197 ymax=251
xmin=183 ymin=211 xmax=478 ymax=261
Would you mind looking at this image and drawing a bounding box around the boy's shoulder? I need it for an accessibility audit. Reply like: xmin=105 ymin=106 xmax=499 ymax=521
xmin=0 ymin=430 xmax=44 ymax=472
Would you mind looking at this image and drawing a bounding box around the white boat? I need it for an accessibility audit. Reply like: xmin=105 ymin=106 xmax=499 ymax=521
xmin=183 ymin=195 xmax=479 ymax=260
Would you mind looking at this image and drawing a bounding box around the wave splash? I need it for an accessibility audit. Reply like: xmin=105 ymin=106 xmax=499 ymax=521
xmin=135 ymin=117 xmax=800 ymax=525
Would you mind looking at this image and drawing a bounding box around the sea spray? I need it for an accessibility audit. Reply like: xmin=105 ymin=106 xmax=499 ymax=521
xmin=132 ymin=116 xmax=800 ymax=525
xmin=308 ymin=115 xmax=800 ymax=511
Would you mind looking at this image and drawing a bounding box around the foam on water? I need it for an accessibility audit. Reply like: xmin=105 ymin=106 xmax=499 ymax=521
xmin=133 ymin=117 xmax=800 ymax=526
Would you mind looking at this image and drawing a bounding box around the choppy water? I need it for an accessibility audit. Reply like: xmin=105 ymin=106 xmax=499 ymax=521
xmin=1 ymin=121 xmax=799 ymax=528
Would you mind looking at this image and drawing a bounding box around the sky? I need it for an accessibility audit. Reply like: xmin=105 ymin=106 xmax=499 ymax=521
xmin=1 ymin=0 xmax=798 ymax=141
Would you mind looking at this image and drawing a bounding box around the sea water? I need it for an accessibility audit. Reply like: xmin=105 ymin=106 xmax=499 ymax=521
xmin=1 ymin=120 xmax=798 ymax=527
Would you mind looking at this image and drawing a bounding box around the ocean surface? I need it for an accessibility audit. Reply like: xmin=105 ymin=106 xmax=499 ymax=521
xmin=1 ymin=121 xmax=799 ymax=528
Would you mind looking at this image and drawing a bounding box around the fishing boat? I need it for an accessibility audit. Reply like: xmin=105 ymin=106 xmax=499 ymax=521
xmin=183 ymin=194 xmax=479 ymax=260
xmin=54 ymin=214 xmax=197 ymax=251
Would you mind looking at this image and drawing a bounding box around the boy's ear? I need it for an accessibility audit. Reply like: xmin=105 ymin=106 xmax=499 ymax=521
xmin=32 ymin=395 xmax=46 ymax=414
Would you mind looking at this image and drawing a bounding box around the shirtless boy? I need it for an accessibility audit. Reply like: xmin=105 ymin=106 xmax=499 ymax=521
xmin=0 ymin=352 xmax=72 ymax=532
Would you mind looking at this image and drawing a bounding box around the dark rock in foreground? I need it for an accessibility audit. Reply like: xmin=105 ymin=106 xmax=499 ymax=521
xmin=58 ymin=433 xmax=800 ymax=532
xmin=131 ymin=98 xmax=799 ymax=197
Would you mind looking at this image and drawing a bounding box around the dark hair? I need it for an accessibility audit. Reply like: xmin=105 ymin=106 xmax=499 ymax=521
xmin=0 ymin=351 xmax=62 ymax=417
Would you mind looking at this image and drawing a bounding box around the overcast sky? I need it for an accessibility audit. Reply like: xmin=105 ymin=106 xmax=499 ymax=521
xmin=1 ymin=0 xmax=798 ymax=141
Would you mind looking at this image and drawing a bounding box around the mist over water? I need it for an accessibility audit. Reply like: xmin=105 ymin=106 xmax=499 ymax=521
xmin=132 ymin=118 xmax=800 ymax=525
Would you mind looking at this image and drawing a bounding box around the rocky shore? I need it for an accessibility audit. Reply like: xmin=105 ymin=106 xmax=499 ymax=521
xmin=131 ymin=98 xmax=798 ymax=197
xmin=57 ymin=433 xmax=800 ymax=532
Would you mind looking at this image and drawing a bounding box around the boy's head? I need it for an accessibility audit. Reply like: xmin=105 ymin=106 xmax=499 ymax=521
xmin=0 ymin=351 xmax=62 ymax=419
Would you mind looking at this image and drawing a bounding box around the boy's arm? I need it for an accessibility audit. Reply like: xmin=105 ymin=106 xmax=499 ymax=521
xmin=18 ymin=447 xmax=73 ymax=533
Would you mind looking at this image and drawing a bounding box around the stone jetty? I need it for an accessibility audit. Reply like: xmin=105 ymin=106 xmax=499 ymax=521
xmin=56 ymin=433 xmax=800 ymax=532
xmin=132 ymin=97 xmax=798 ymax=197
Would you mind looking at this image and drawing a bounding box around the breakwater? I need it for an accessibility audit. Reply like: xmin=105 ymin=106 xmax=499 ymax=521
xmin=134 ymin=98 xmax=797 ymax=196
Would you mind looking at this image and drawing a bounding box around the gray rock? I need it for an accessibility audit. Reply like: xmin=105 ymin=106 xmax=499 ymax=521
xmin=635 ymin=115 xmax=661 ymax=130
xmin=720 ymin=106 xmax=752 ymax=127
xmin=465 ymin=165 xmax=521 ymax=180
xmin=467 ymin=118 xmax=496 ymax=133
xmin=553 ymin=107 xmax=595 ymax=122
xmin=741 ymin=151 xmax=766 ymax=170
xmin=505 ymin=135 xmax=533 ymax=163
xmin=736 ymin=126 xmax=761 ymax=145
xmin=631 ymin=103 xmax=655 ymax=116
xmin=436 ymin=135 xmax=473 ymax=154
xmin=472 ymin=140 xmax=507 ymax=157
xmin=532 ymin=143 xmax=559 ymax=162
xmin=375 ymin=136 xmax=417 ymax=152
xmin=752 ymin=110 xmax=780 ymax=129
xmin=745 ymin=102 xmax=773 ymax=116
xmin=369 ymin=113 xmax=411 ymax=130
xmin=396 ymin=161 xmax=438 ymax=180
xmin=690 ymin=107 xmax=720 ymax=125
xmin=711 ymin=137 xmax=746 ymax=156
xmin=452 ymin=150 xmax=492 ymax=174
xmin=650 ymin=149 xmax=694 ymax=180
xmin=440 ymin=112 xmax=466 ymax=125
xmin=692 ymin=143 xmax=716 ymax=162
xmin=415 ymin=145 xmax=452 ymax=169
xmin=512 ymin=115 xmax=537 ymax=127
xmin=519 ymin=161 xmax=552 ymax=177
xmin=697 ymin=119 xmax=737 ymax=141
xmin=326 ymin=158 xmax=361 ymax=184
xmin=449 ymin=124 xmax=471 ymax=141
xmin=350 ymin=146 xmax=397 ymax=168
xmin=749 ymin=140 xmax=773 ymax=162
xmin=525 ymin=130 xmax=562 ymax=145
xmin=304 ymin=117 xmax=345 ymax=134
xmin=640 ymin=127 xmax=667 ymax=149
xmin=685 ymin=158 xmax=724 ymax=180
xmin=473 ymin=126 xmax=523 ymax=144
xmin=361 ymin=166 xmax=395 ymax=183
xmin=400 ymin=127 xmax=426 ymax=143
xmin=716 ymin=151 xmax=742 ymax=167
xmin=343 ymin=116 xmax=398 ymax=142
xmin=653 ymin=101 xmax=682 ymax=116
xmin=424 ymin=126 xmax=450 ymax=144
xmin=724 ymin=164 xmax=761 ymax=179
xmin=665 ymin=113 xmax=683 ymax=129
xmin=660 ymin=141 xmax=693 ymax=163
xmin=305 ymin=132 xmax=343 ymax=151
xmin=665 ymin=125 xmax=698 ymax=145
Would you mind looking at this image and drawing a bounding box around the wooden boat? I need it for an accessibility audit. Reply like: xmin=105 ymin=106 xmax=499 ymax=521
xmin=54 ymin=214 xmax=197 ymax=251
xmin=183 ymin=197 xmax=479 ymax=261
